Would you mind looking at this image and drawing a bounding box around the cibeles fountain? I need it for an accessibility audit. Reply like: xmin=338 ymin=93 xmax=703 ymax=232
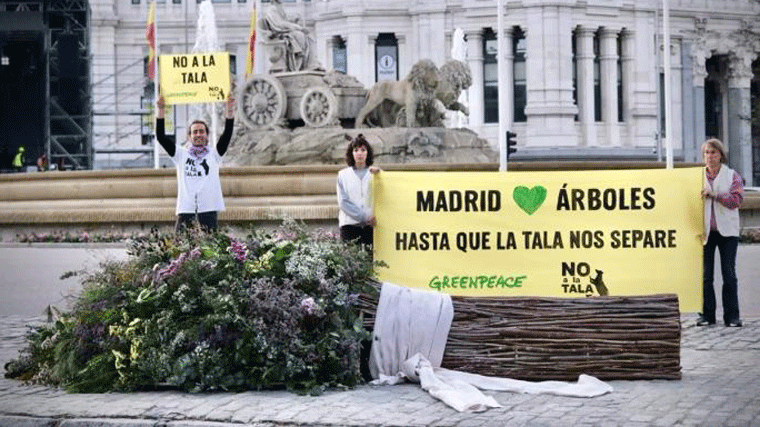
xmin=225 ymin=0 xmax=496 ymax=166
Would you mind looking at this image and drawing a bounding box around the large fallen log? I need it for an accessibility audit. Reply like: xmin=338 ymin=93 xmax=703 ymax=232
xmin=358 ymin=292 xmax=681 ymax=381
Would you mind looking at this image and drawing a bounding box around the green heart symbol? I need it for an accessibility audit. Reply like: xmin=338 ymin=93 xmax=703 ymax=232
xmin=512 ymin=186 xmax=547 ymax=215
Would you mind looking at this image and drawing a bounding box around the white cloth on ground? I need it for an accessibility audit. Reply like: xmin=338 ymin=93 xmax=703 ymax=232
xmin=368 ymin=282 xmax=613 ymax=412
xmin=368 ymin=282 xmax=453 ymax=380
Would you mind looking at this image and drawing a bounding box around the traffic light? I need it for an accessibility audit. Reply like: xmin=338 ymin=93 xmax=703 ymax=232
xmin=506 ymin=130 xmax=517 ymax=159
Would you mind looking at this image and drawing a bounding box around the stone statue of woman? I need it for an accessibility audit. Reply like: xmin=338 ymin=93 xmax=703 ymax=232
xmin=260 ymin=0 xmax=320 ymax=72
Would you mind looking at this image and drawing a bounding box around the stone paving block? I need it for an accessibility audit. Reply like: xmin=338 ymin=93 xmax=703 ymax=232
xmin=164 ymin=422 xmax=249 ymax=427
xmin=503 ymin=414 xmax=537 ymax=426
xmin=204 ymin=410 xmax=234 ymax=423
xmin=58 ymin=419 xmax=155 ymax=427
xmin=228 ymin=406 xmax=263 ymax=424
xmin=0 ymin=415 xmax=58 ymax=427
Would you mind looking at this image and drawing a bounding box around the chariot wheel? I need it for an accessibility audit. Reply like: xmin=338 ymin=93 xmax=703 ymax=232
xmin=239 ymin=75 xmax=287 ymax=129
xmin=299 ymin=86 xmax=338 ymax=128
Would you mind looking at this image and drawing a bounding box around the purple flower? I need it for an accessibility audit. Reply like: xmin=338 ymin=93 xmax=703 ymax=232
xmin=228 ymin=240 xmax=248 ymax=263
xmin=300 ymin=297 xmax=316 ymax=315
xmin=155 ymin=251 xmax=193 ymax=281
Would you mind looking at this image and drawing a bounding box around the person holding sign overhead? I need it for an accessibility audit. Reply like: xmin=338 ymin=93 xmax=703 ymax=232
xmin=698 ymin=138 xmax=744 ymax=327
xmin=156 ymin=94 xmax=235 ymax=232
xmin=337 ymin=134 xmax=380 ymax=248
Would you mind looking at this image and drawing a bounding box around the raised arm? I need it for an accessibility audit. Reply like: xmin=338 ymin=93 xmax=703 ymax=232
xmin=216 ymin=94 xmax=236 ymax=156
xmin=155 ymin=95 xmax=176 ymax=157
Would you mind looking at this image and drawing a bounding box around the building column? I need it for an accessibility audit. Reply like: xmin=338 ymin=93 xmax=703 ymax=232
xmin=466 ymin=30 xmax=485 ymax=132
xmin=629 ymin=10 xmax=659 ymax=149
xmin=727 ymin=49 xmax=755 ymax=185
xmin=599 ymin=27 xmax=619 ymax=147
xmin=416 ymin=9 xmax=446 ymax=66
xmin=691 ymin=76 xmax=707 ymax=159
xmin=524 ymin=4 xmax=577 ymax=146
xmin=90 ymin=13 xmax=117 ymax=152
xmin=681 ymin=42 xmax=695 ymax=162
xmin=691 ymin=29 xmax=709 ymax=159
xmin=621 ymin=29 xmax=635 ymax=147
xmin=576 ymin=27 xmax=596 ymax=147
xmin=345 ymin=16 xmax=369 ymax=86
xmin=396 ymin=34 xmax=408 ymax=78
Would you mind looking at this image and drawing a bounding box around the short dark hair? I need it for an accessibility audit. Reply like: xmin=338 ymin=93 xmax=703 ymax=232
xmin=188 ymin=120 xmax=209 ymax=137
xmin=345 ymin=133 xmax=374 ymax=167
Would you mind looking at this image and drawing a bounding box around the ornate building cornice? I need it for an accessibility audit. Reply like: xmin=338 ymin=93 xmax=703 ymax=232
xmin=688 ymin=16 xmax=760 ymax=86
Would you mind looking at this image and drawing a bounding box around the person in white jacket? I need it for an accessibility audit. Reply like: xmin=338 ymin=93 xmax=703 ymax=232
xmin=698 ymin=138 xmax=744 ymax=327
xmin=337 ymin=134 xmax=379 ymax=247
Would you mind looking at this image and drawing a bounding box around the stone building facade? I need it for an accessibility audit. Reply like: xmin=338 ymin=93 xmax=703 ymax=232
xmin=91 ymin=0 xmax=760 ymax=185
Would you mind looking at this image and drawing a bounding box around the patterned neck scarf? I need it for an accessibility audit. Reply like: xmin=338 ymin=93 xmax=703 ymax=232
xmin=188 ymin=145 xmax=209 ymax=159
xmin=705 ymin=164 xmax=721 ymax=181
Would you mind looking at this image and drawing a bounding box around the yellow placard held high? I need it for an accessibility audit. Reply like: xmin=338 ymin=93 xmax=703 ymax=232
xmin=373 ymin=168 xmax=704 ymax=311
xmin=159 ymin=52 xmax=230 ymax=105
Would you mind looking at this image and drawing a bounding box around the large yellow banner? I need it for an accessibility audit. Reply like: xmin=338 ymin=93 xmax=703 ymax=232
xmin=159 ymin=52 xmax=230 ymax=105
xmin=373 ymin=168 xmax=704 ymax=311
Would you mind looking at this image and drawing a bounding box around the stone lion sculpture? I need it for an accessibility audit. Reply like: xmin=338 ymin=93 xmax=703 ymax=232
xmin=355 ymin=59 xmax=440 ymax=128
xmin=356 ymin=59 xmax=473 ymax=128
xmin=436 ymin=59 xmax=472 ymax=117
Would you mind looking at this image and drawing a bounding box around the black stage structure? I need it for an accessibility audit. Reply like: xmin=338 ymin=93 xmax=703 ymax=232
xmin=0 ymin=0 xmax=91 ymax=171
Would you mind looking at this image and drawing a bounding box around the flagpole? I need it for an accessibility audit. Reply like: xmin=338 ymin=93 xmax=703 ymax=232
xmin=153 ymin=2 xmax=160 ymax=169
xmin=254 ymin=0 xmax=262 ymax=75
xmin=497 ymin=0 xmax=507 ymax=171
xmin=662 ymin=0 xmax=673 ymax=169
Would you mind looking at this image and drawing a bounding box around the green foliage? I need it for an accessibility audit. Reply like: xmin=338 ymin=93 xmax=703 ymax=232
xmin=5 ymin=221 xmax=379 ymax=394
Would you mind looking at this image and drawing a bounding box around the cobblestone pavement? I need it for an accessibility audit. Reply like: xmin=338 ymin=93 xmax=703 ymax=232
xmin=1 ymin=315 xmax=759 ymax=427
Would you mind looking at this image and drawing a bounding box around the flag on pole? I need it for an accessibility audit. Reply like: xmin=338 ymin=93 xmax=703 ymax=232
xmin=146 ymin=1 xmax=160 ymax=169
xmin=146 ymin=2 xmax=157 ymax=80
xmin=245 ymin=3 xmax=257 ymax=78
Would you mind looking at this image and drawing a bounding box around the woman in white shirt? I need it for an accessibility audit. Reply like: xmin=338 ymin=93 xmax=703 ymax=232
xmin=337 ymin=134 xmax=378 ymax=247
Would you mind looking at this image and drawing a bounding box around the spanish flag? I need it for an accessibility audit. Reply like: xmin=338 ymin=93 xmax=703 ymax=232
xmin=146 ymin=1 xmax=156 ymax=80
xmin=244 ymin=3 xmax=256 ymax=78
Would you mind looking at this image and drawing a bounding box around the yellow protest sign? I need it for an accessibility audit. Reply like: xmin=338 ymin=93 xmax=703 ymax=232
xmin=373 ymin=168 xmax=704 ymax=311
xmin=159 ymin=52 xmax=230 ymax=105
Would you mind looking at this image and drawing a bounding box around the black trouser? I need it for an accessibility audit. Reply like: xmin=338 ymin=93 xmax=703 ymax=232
xmin=340 ymin=224 xmax=373 ymax=248
xmin=176 ymin=211 xmax=218 ymax=233
xmin=702 ymin=230 xmax=740 ymax=324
